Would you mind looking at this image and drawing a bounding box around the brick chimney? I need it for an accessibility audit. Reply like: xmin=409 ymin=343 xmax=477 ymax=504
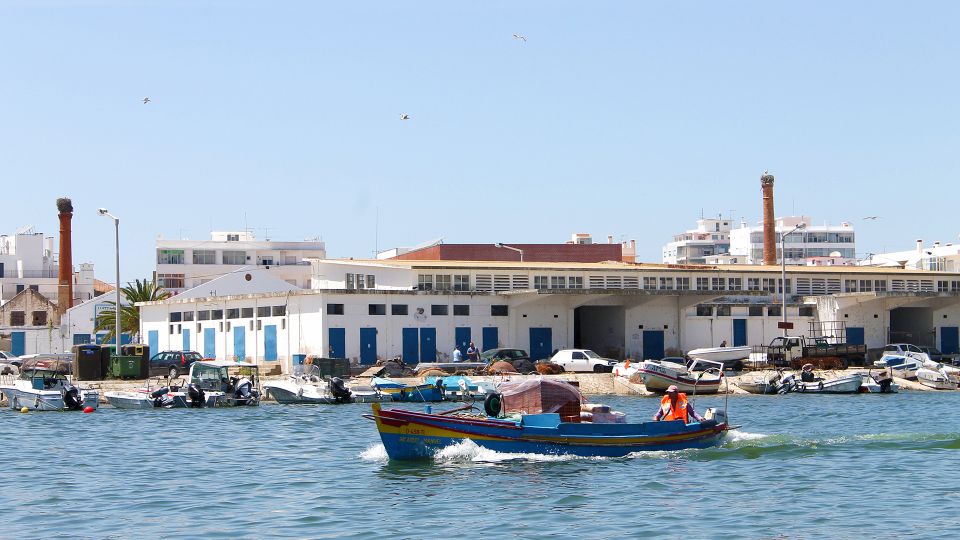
xmin=57 ymin=197 xmax=74 ymax=312
xmin=761 ymin=171 xmax=776 ymax=265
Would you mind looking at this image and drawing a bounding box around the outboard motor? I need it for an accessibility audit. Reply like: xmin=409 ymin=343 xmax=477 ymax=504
xmin=150 ymin=387 xmax=170 ymax=408
xmin=187 ymin=383 xmax=206 ymax=408
xmin=62 ymin=385 xmax=84 ymax=410
xmin=702 ymin=407 xmax=727 ymax=427
xmin=233 ymin=377 xmax=255 ymax=406
xmin=777 ymin=373 xmax=797 ymax=394
xmin=329 ymin=377 xmax=352 ymax=403
xmin=434 ymin=378 xmax=445 ymax=400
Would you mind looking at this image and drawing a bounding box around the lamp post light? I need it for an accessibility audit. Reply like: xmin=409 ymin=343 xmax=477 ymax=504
xmin=494 ymin=243 xmax=524 ymax=262
xmin=98 ymin=208 xmax=121 ymax=354
xmin=780 ymin=222 xmax=806 ymax=337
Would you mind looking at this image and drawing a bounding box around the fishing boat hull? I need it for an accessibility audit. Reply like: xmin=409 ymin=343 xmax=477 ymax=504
xmin=264 ymin=383 xmax=391 ymax=404
xmin=1 ymin=387 xmax=100 ymax=411
xmin=105 ymin=391 xmax=159 ymax=409
xmin=637 ymin=361 xmax=722 ymax=394
xmin=687 ymin=346 xmax=752 ymax=362
xmin=735 ymin=377 xmax=780 ymax=395
xmin=790 ymin=373 xmax=864 ymax=394
xmin=366 ymin=403 xmax=729 ymax=460
xmin=916 ymin=368 xmax=958 ymax=390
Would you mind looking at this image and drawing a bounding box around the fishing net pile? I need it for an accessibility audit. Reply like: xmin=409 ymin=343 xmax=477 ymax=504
xmin=498 ymin=378 xmax=584 ymax=415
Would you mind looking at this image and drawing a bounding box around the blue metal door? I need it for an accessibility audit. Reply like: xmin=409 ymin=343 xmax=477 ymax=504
xmin=234 ymin=326 xmax=246 ymax=361
xmin=148 ymin=330 xmax=159 ymax=359
xmin=642 ymin=330 xmax=665 ymax=360
xmin=529 ymin=328 xmax=552 ymax=360
xmin=329 ymin=328 xmax=345 ymax=358
xmin=360 ymin=328 xmax=377 ymax=364
xmin=11 ymin=332 xmax=25 ymax=356
xmin=455 ymin=327 xmax=471 ymax=358
xmin=482 ymin=327 xmax=499 ymax=352
xmin=182 ymin=328 xmax=191 ymax=351
xmin=941 ymin=326 xmax=959 ymax=355
xmin=402 ymin=328 xmax=419 ymax=363
xmin=733 ymin=319 xmax=747 ymax=347
xmin=264 ymin=325 xmax=277 ymax=361
xmin=420 ymin=328 xmax=437 ymax=362
xmin=204 ymin=328 xmax=216 ymax=358
xmin=846 ymin=327 xmax=865 ymax=346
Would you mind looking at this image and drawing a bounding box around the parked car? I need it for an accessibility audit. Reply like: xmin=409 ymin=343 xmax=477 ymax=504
xmin=0 ymin=351 xmax=20 ymax=375
xmin=918 ymin=346 xmax=960 ymax=366
xmin=548 ymin=349 xmax=617 ymax=373
xmin=480 ymin=348 xmax=536 ymax=373
xmin=880 ymin=343 xmax=931 ymax=363
xmin=149 ymin=350 xmax=203 ymax=378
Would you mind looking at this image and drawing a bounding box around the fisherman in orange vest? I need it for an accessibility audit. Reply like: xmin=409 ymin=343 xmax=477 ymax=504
xmin=653 ymin=385 xmax=705 ymax=424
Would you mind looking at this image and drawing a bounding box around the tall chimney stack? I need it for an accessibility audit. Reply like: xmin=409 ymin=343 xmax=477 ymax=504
xmin=761 ymin=171 xmax=776 ymax=265
xmin=57 ymin=197 xmax=74 ymax=312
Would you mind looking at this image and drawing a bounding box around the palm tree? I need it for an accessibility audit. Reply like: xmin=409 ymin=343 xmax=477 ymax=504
xmin=94 ymin=279 xmax=171 ymax=345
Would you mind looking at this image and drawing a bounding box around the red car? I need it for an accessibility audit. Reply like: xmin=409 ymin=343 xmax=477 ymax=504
xmin=149 ymin=350 xmax=203 ymax=378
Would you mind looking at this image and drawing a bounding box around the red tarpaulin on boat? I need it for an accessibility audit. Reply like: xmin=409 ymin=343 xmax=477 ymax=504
xmin=499 ymin=378 xmax=584 ymax=415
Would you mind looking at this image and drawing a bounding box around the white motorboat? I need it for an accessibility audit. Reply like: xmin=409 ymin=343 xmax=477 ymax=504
xmin=916 ymin=367 xmax=958 ymax=390
xmin=189 ymin=361 xmax=261 ymax=406
xmin=0 ymin=357 xmax=99 ymax=411
xmin=778 ymin=372 xmax=863 ymax=394
xmin=105 ymin=383 xmax=220 ymax=409
xmin=687 ymin=346 xmax=752 ymax=362
xmin=858 ymin=370 xmax=899 ymax=393
xmin=875 ymin=354 xmax=923 ymax=380
xmin=636 ymin=358 xmax=724 ymax=394
xmin=735 ymin=371 xmax=783 ymax=394
xmin=264 ymin=368 xmax=390 ymax=404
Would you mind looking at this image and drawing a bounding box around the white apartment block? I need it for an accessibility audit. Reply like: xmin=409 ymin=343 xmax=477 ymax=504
xmin=155 ymin=231 xmax=326 ymax=295
xmin=0 ymin=227 xmax=96 ymax=306
xmin=859 ymin=239 xmax=960 ymax=272
xmin=728 ymin=216 xmax=856 ymax=265
xmin=662 ymin=218 xmax=733 ymax=264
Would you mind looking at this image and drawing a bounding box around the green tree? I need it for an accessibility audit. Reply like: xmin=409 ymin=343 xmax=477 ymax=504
xmin=94 ymin=279 xmax=171 ymax=345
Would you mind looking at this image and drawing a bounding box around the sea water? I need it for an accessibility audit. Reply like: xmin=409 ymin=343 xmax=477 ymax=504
xmin=2 ymin=392 xmax=959 ymax=539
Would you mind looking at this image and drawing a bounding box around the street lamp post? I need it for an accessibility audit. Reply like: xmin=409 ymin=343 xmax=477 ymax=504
xmin=494 ymin=243 xmax=524 ymax=262
xmin=98 ymin=209 xmax=121 ymax=354
xmin=780 ymin=223 xmax=806 ymax=337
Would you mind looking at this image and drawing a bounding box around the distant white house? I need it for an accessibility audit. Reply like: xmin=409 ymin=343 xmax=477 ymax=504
xmin=728 ymin=216 xmax=857 ymax=266
xmin=663 ymin=217 xmax=733 ymax=265
xmin=0 ymin=227 xmax=96 ymax=306
xmin=155 ymin=230 xmax=325 ymax=295
xmin=859 ymin=239 xmax=960 ymax=273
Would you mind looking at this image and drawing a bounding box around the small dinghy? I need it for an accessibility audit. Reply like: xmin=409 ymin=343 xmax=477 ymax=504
xmin=778 ymin=366 xmax=863 ymax=394
xmin=636 ymin=358 xmax=724 ymax=394
xmin=735 ymin=371 xmax=783 ymax=394
xmin=687 ymin=346 xmax=752 ymax=363
xmin=858 ymin=370 xmax=899 ymax=393
xmin=916 ymin=367 xmax=958 ymax=390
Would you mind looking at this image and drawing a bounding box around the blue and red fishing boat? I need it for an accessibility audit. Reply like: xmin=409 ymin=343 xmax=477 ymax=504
xmin=366 ymin=379 xmax=732 ymax=459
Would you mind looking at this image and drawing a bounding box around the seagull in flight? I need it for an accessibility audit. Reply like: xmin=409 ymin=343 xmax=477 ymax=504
xmin=862 ymin=216 xmax=881 ymax=220
xmin=512 ymin=33 xmax=527 ymax=42
xmin=142 ymin=97 xmax=151 ymax=104
xmin=399 ymin=113 xmax=410 ymax=120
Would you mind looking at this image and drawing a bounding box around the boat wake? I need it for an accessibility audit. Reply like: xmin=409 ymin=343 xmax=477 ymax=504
xmin=359 ymin=444 xmax=389 ymax=462
xmin=434 ymin=439 xmax=582 ymax=464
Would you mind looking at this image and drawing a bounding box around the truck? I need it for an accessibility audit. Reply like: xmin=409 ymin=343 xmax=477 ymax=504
xmin=765 ymin=336 xmax=867 ymax=369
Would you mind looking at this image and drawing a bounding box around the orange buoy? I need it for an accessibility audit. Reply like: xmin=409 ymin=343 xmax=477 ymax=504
xmin=83 ymin=406 xmax=95 ymax=413
xmin=20 ymin=407 xmax=29 ymax=413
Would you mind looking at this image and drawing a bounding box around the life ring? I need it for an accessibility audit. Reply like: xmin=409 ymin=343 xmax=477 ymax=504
xmin=484 ymin=392 xmax=503 ymax=417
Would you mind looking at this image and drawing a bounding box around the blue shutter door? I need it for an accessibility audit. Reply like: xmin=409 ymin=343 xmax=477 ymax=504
xmin=733 ymin=319 xmax=747 ymax=347
xmin=360 ymin=328 xmax=378 ymax=364
xmin=529 ymin=328 xmax=552 ymax=361
xmin=420 ymin=328 xmax=437 ymax=362
xmin=203 ymin=328 xmax=216 ymax=358
xmin=148 ymin=330 xmax=159 ymax=358
xmin=264 ymin=325 xmax=278 ymax=361
xmin=642 ymin=330 xmax=665 ymax=360
xmin=941 ymin=327 xmax=959 ymax=355
xmin=328 ymin=328 xmax=346 ymax=359
xmin=11 ymin=332 xmax=25 ymax=356
xmin=182 ymin=328 xmax=191 ymax=351
xmin=845 ymin=327 xmax=865 ymax=346
xmin=234 ymin=326 xmax=246 ymax=361
xmin=455 ymin=327 xmax=471 ymax=358
xmin=402 ymin=328 xmax=419 ymax=363
xmin=482 ymin=327 xmax=499 ymax=352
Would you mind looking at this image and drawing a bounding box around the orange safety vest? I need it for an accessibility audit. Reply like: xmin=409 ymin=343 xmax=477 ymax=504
xmin=660 ymin=393 xmax=690 ymax=423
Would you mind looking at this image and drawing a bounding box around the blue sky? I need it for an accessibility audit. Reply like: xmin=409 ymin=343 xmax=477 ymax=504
xmin=3 ymin=1 xmax=959 ymax=281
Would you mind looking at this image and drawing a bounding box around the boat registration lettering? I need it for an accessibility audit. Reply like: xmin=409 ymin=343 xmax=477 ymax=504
xmin=646 ymin=364 xmax=666 ymax=375
xmin=401 ymin=427 xmax=426 ymax=435
xmin=399 ymin=436 xmax=441 ymax=444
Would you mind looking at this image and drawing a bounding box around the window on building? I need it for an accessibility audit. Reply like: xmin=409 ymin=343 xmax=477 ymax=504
xmin=392 ymin=304 xmax=408 ymax=316
xmin=227 ymin=308 xmax=241 ymax=319
xmin=845 ymin=280 xmax=858 ymax=292
xmin=676 ymin=277 xmax=690 ymax=290
xmin=453 ymin=275 xmax=470 ymax=291
xmin=643 ymin=277 xmax=657 ymax=290
xmin=272 ymin=305 xmax=286 ymax=316
xmin=728 ymin=277 xmax=742 ymax=290
xmin=435 ymin=275 xmax=451 ymax=291
xmin=695 ymin=306 xmax=713 ymax=316
xmin=257 ymin=306 xmax=271 ymax=317
xmin=534 ymin=276 xmax=549 ymax=290
xmin=747 ymin=278 xmax=761 ymax=291
xmin=367 ymin=275 xmax=376 ymax=289
xmin=157 ymin=249 xmax=185 ymax=264
xmin=418 ymin=274 xmax=433 ymax=291
xmin=858 ymin=280 xmax=873 ymax=292
xmin=241 ymin=307 xmax=254 ymax=318
xmin=170 ymin=312 xmax=182 ymax=322
xmin=431 ymin=305 xmax=448 ymax=316
xmin=762 ymin=278 xmax=777 ymax=293
xmin=767 ymin=306 xmax=782 ymax=317
xmin=227 ymin=234 xmax=240 ymax=241
xmin=369 ymin=304 xmax=386 ymax=315
xmin=660 ymin=277 xmax=674 ymax=290
xmin=550 ymin=276 xmax=566 ymax=289
xmin=712 ymin=277 xmax=726 ymax=290
xmin=29 ymin=285 xmax=39 ymax=292
xmin=453 ymin=305 xmax=469 ymax=316
xmin=568 ymin=276 xmax=584 ymax=289
xmin=327 ymin=303 xmax=344 ymax=315
xmin=16 ymin=284 xmax=24 ymax=294
xmin=192 ymin=250 xmax=216 ymax=264
xmin=182 ymin=311 xmax=194 ymax=322
xmin=356 ymin=274 xmax=366 ymax=289
xmin=211 ymin=309 xmax=224 ymax=319
xmin=874 ymin=280 xmax=887 ymax=292
xmin=799 ymin=306 xmax=814 ymax=317
xmin=32 ymin=311 xmax=47 ymax=326
xmin=10 ymin=311 xmax=25 ymax=326
xmin=716 ymin=305 xmax=731 ymax=316
xmin=222 ymin=250 xmax=246 ymax=265
xmin=696 ymin=277 xmax=709 ymax=291
xmin=749 ymin=306 xmax=764 ymax=316
xmin=260 ymin=257 xmax=274 ymax=266
xmin=157 ymin=274 xmax=185 ymax=289
xmin=197 ymin=310 xmax=210 ymax=321
xmin=491 ymin=305 xmax=509 ymax=317
xmin=345 ymin=273 xmax=355 ymax=289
